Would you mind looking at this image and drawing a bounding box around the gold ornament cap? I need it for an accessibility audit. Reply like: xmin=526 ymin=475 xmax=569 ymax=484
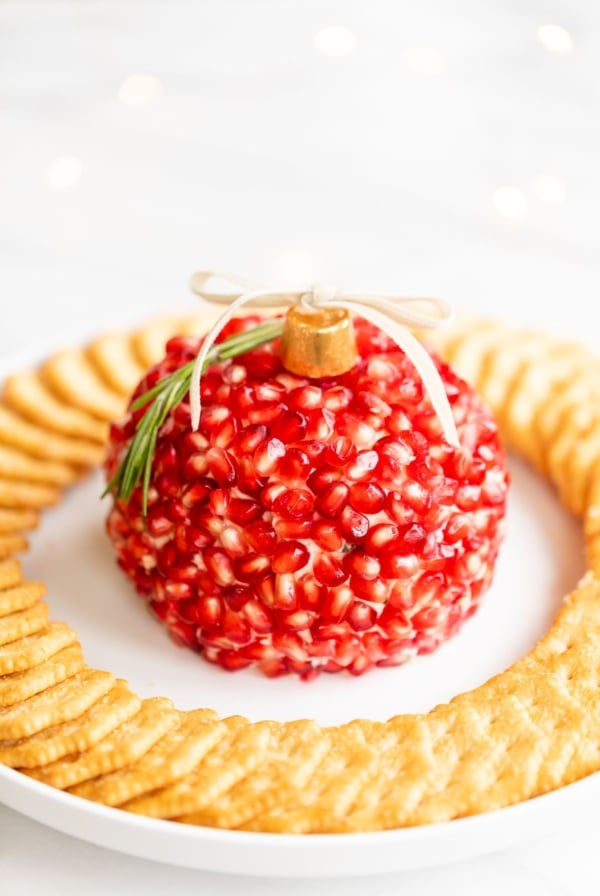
xmin=280 ymin=305 xmax=358 ymax=378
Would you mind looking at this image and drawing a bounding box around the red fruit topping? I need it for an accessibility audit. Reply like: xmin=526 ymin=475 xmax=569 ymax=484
xmin=105 ymin=315 xmax=509 ymax=679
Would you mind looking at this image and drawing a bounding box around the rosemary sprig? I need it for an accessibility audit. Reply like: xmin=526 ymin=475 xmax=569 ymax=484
xmin=103 ymin=318 xmax=284 ymax=513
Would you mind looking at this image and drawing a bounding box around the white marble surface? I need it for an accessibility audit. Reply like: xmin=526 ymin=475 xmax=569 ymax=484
xmin=2 ymin=0 xmax=600 ymax=892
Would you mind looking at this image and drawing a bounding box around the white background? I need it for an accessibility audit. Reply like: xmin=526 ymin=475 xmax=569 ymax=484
xmin=2 ymin=1 xmax=600 ymax=893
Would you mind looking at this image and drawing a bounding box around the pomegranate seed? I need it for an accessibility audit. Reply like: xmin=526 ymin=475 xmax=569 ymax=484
xmin=206 ymin=448 xmax=237 ymax=487
xmin=347 ymin=602 xmax=377 ymax=631
xmin=220 ymin=527 xmax=246 ymax=556
xmin=218 ymin=650 xmax=253 ymax=671
xmin=315 ymin=482 xmax=349 ymax=518
xmin=271 ymin=411 xmax=307 ymax=443
xmin=306 ymin=408 xmax=335 ymax=440
xmin=146 ymin=509 xmax=174 ymax=537
xmin=321 ymin=585 xmax=354 ymax=622
xmin=272 ymin=488 xmax=315 ymax=519
xmin=232 ymin=423 xmax=268 ymax=453
xmin=274 ymin=519 xmax=312 ymax=540
xmin=248 ymin=401 xmax=286 ymax=425
xmin=274 ymin=573 xmax=298 ymax=610
xmin=380 ymin=550 xmax=421 ymax=579
xmin=340 ymin=506 xmax=369 ymax=541
xmin=306 ymin=465 xmax=341 ymax=493
xmin=288 ymin=385 xmax=323 ymax=410
xmin=243 ymin=520 xmax=277 ymax=555
xmin=336 ymin=413 xmax=376 ymax=447
xmin=226 ymin=498 xmax=263 ymax=525
xmin=349 ymin=481 xmax=385 ymax=514
xmin=203 ymin=548 xmax=234 ymax=586
xmin=311 ymin=520 xmax=344 ymax=551
xmin=232 ymin=554 xmax=270 ymax=582
xmin=344 ymin=550 xmax=380 ymax=580
xmin=281 ymin=609 xmax=314 ymax=631
xmin=271 ymin=540 xmax=310 ymax=574
xmin=324 ymin=437 xmax=356 ymax=467
xmin=253 ymin=437 xmax=285 ymax=475
xmin=350 ymin=575 xmax=389 ymax=603
xmin=181 ymin=482 xmax=210 ymax=507
xmin=363 ymin=523 xmax=399 ymax=555
xmin=242 ymin=599 xmax=273 ymax=633
xmin=277 ymin=448 xmax=311 ymax=484
xmin=313 ymin=555 xmax=348 ymax=587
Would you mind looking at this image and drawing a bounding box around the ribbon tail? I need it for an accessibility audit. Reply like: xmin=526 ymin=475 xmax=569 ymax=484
xmin=324 ymin=300 xmax=460 ymax=448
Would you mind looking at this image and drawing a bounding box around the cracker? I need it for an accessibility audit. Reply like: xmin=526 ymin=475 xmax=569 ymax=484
xmin=0 ymin=679 xmax=141 ymax=768
xmin=0 ymin=644 xmax=85 ymax=707
xmin=443 ymin=321 xmax=510 ymax=390
xmin=73 ymin=707 xmax=224 ymax=807
xmin=0 ymin=534 xmax=28 ymax=560
xmin=0 ymin=603 xmax=49 ymax=647
xmin=86 ymin=332 xmax=147 ymax=398
xmin=0 ymin=581 xmax=45 ymax=618
xmin=42 ymin=349 xmax=127 ymax=423
xmin=0 ymin=404 xmax=105 ymax=467
xmin=559 ymin=422 xmax=600 ymax=517
xmin=0 ymin=667 xmax=115 ymax=739
xmin=179 ymin=719 xmax=330 ymax=829
xmin=0 ymin=558 xmax=22 ymax=591
xmin=123 ymin=718 xmax=273 ymax=818
xmin=0 ymin=508 xmax=39 ymax=534
xmin=3 ymin=371 xmax=108 ymax=444
xmin=131 ymin=318 xmax=191 ymax=369
xmin=478 ymin=331 xmax=551 ymax=419
xmin=0 ymin=621 xmax=78 ymax=675
xmin=29 ymin=697 xmax=177 ymax=789
xmin=0 ymin=444 xmax=79 ymax=487
xmin=0 ymin=477 xmax=60 ymax=510
xmin=501 ymin=344 xmax=589 ymax=470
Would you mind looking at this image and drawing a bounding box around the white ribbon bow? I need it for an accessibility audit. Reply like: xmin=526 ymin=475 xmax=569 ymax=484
xmin=189 ymin=271 xmax=460 ymax=448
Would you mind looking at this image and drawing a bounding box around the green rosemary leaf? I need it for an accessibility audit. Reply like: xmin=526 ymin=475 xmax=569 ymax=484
xmin=103 ymin=317 xmax=284 ymax=511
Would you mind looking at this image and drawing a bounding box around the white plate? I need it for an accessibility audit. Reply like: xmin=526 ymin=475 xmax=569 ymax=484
xmin=0 ymin=348 xmax=597 ymax=876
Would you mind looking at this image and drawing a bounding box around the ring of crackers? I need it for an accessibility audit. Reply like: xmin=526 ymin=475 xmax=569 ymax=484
xmin=1 ymin=311 xmax=600 ymax=833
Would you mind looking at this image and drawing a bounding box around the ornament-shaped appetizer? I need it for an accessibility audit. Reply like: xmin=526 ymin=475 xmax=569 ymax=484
xmin=105 ymin=277 xmax=508 ymax=679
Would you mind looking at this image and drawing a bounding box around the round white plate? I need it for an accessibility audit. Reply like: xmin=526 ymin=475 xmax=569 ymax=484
xmin=1 ymin=348 xmax=598 ymax=876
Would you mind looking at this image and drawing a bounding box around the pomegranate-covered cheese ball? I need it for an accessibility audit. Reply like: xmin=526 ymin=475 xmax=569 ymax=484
xmin=106 ymin=314 xmax=508 ymax=679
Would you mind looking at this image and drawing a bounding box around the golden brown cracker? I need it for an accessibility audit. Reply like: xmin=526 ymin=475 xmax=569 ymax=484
xmin=0 ymin=602 xmax=49 ymax=647
xmin=0 ymin=644 xmax=85 ymax=707
xmin=0 ymin=679 xmax=141 ymax=768
xmin=558 ymin=421 xmax=600 ymax=517
xmin=0 ymin=534 xmax=28 ymax=560
xmin=0 ymin=581 xmax=45 ymax=617
xmin=180 ymin=719 xmax=330 ymax=830
xmin=0 ymin=404 xmax=105 ymax=467
xmin=501 ymin=343 xmax=590 ymax=470
xmin=42 ymin=349 xmax=127 ymax=423
xmin=0 ymin=477 xmax=60 ymax=510
xmin=86 ymin=332 xmax=147 ymax=398
xmin=0 ymin=508 xmax=39 ymax=534
xmin=0 ymin=444 xmax=79 ymax=487
xmin=0 ymin=667 xmax=115 ymax=739
xmin=131 ymin=317 xmax=191 ymax=369
xmin=73 ymin=707 xmax=224 ymax=807
xmin=0 ymin=621 xmax=78 ymax=675
xmin=29 ymin=696 xmax=177 ymax=789
xmin=0 ymin=558 xmax=22 ymax=591
xmin=122 ymin=718 xmax=273 ymax=818
xmin=443 ymin=321 xmax=510 ymax=391
xmin=3 ymin=371 xmax=108 ymax=443
xmin=478 ymin=331 xmax=551 ymax=420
